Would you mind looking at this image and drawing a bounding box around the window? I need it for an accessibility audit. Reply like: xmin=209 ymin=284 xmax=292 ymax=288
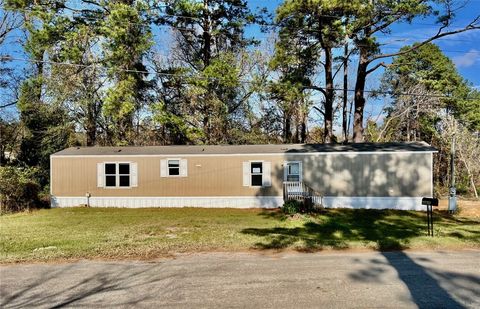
xmin=119 ymin=163 xmax=130 ymax=187
xmin=168 ymin=160 xmax=180 ymax=176
xmin=251 ymin=162 xmax=263 ymax=187
xmin=105 ymin=163 xmax=117 ymax=187
xmin=105 ymin=163 xmax=130 ymax=188
xmin=242 ymin=161 xmax=271 ymax=187
xmin=286 ymin=162 xmax=301 ymax=182
xmin=161 ymin=159 xmax=187 ymax=177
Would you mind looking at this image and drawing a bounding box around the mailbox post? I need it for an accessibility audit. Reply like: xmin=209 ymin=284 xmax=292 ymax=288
xmin=422 ymin=197 xmax=439 ymax=236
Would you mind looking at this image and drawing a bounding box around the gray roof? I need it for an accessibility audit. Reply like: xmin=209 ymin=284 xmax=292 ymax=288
xmin=52 ymin=142 xmax=437 ymax=156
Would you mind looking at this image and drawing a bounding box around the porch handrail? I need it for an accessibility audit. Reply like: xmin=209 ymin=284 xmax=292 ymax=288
xmin=283 ymin=181 xmax=323 ymax=207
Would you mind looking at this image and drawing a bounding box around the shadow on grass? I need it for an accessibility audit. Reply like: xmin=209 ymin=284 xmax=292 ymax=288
xmin=255 ymin=209 xmax=288 ymax=221
xmin=242 ymin=209 xmax=479 ymax=251
xmin=432 ymin=211 xmax=480 ymax=241
xmin=244 ymin=208 xmax=480 ymax=308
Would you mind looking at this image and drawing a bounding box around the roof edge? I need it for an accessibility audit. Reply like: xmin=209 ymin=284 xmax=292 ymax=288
xmin=51 ymin=142 xmax=438 ymax=156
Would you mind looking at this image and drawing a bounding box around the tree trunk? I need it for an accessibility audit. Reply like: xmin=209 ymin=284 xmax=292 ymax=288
xmin=468 ymin=169 xmax=478 ymax=198
xmin=342 ymin=33 xmax=348 ymax=142
xmin=86 ymin=124 xmax=96 ymax=146
xmin=85 ymin=74 xmax=97 ymax=146
xmin=300 ymin=103 xmax=307 ymax=143
xmin=294 ymin=124 xmax=299 ymax=143
xmin=324 ymin=47 xmax=334 ymax=143
xmin=353 ymin=49 xmax=368 ymax=143
xmin=203 ymin=0 xmax=211 ymax=67
xmin=203 ymin=110 xmax=210 ymax=143
xmin=33 ymin=57 xmax=44 ymax=102
xmin=406 ymin=118 xmax=411 ymax=141
xmin=284 ymin=111 xmax=291 ymax=143
xmin=461 ymin=154 xmax=478 ymax=198
xmin=85 ymin=106 xmax=97 ymax=146
xmin=0 ymin=144 xmax=5 ymax=165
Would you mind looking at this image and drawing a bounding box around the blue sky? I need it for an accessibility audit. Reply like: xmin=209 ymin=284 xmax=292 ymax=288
xmin=244 ymin=0 xmax=480 ymax=127
xmin=245 ymin=0 xmax=480 ymax=87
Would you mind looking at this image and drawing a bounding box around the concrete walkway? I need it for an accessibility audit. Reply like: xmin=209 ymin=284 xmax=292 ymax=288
xmin=1 ymin=250 xmax=479 ymax=308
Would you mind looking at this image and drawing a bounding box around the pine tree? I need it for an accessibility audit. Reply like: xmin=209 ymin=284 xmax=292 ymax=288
xmin=154 ymin=0 xmax=258 ymax=144
xmin=273 ymin=0 xmax=346 ymax=143
xmin=385 ymin=43 xmax=480 ymax=137
xmin=101 ymin=0 xmax=153 ymax=145
xmin=342 ymin=1 xmax=479 ymax=142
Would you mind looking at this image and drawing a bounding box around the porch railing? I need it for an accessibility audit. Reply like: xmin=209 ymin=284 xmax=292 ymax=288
xmin=283 ymin=181 xmax=323 ymax=207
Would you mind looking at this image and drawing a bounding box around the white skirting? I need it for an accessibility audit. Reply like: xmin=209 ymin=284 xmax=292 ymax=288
xmin=321 ymin=196 xmax=425 ymax=211
xmin=50 ymin=196 xmax=284 ymax=209
xmin=51 ymin=196 xmax=426 ymax=210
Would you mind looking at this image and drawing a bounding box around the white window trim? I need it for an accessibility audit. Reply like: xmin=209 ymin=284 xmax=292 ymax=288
xmin=104 ymin=162 xmax=133 ymax=189
xmin=284 ymin=161 xmax=303 ymax=182
xmin=166 ymin=158 xmax=182 ymax=177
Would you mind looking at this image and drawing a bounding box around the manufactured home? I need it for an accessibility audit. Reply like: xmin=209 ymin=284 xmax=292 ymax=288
xmin=50 ymin=142 xmax=436 ymax=210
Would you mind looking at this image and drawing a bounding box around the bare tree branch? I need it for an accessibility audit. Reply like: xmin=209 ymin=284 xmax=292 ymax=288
xmin=303 ymin=85 xmax=326 ymax=97
xmin=368 ymin=17 xmax=479 ymax=64
xmin=366 ymin=62 xmax=389 ymax=75
xmin=0 ymin=1 xmax=22 ymax=47
xmin=0 ymin=101 xmax=17 ymax=109
xmin=312 ymin=105 xmax=325 ymax=116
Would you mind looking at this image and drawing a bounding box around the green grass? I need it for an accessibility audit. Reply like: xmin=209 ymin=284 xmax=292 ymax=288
xmin=1 ymin=207 xmax=479 ymax=263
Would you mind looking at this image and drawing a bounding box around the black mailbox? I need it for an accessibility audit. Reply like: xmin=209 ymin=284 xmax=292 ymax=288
xmin=422 ymin=197 xmax=438 ymax=237
xmin=422 ymin=197 xmax=439 ymax=207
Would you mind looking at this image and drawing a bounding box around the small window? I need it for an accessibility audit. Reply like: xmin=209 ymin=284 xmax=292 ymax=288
xmin=119 ymin=163 xmax=130 ymax=174
xmin=251 ymin=162 xmax=263 ymax=187
xmin=105 ymin=163 xmax=117 ymax=187
xmin=119 ymin=163 xmax=130 ymax=187
xmin=286 ymin=162 xmax=301 ymax=182
xmin=105 ymin=163 xmax=116 ymax=175
xmin=119 ymin=176 xmax=130 ymax=187
xmin=104 ymin=163 xmax=131 ymax=188
xmin=168 ymin=160 xmax=180 ymax=176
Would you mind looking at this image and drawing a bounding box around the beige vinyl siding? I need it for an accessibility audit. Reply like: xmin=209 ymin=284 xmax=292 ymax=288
xmin=51 ymin=155 xmax=283 ymax=197
xmin=287 ymin=152 xmax=432 ymax=197
xmin=51 ymin=152 xmax=432 ymax=198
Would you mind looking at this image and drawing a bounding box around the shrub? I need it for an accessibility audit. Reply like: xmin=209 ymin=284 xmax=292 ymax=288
xmin=0 ymin=166 xmax=42 ymax=213
xmin=282 ymin=200 xmax=313 ymax=215
xmin=282 ymin=200 xmax=297 ymax=214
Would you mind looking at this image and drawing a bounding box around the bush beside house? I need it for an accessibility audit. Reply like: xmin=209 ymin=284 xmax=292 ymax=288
xmin=0 ymin=166 xmax=45 ymax=213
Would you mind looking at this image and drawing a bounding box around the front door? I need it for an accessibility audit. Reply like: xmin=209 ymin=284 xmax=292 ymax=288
xmin=284 ymin=161 xmax=302 ymax=182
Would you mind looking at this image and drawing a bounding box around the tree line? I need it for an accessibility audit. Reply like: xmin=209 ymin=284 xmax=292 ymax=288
xmin=0 ymin=0 xmax=479 ymax=210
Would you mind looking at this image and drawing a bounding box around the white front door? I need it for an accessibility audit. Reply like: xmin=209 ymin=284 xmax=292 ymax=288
xmin=284 ymin=161 xmax=302 ymax=182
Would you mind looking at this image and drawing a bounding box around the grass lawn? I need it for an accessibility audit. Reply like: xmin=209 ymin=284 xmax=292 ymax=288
xmin=1 ymin=207 xmax=479 ymax=263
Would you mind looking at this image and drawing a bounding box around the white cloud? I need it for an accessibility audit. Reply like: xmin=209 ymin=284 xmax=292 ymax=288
xmin=453 ymin=49 xmax=480 ymax=68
